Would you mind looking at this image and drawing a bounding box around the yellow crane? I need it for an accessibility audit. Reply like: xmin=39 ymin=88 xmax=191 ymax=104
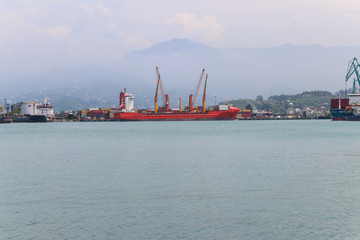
xmin=202 ymin=74 xmax=208 ymax=113
xmin=154 ymin=66 xmax=160 ymax=114
xmin=192 ymin=68 xmax=205 ymax=106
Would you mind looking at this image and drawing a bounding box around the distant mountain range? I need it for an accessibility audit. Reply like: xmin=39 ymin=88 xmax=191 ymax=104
xmin=0 ymin=38 xmax=357 ymax=111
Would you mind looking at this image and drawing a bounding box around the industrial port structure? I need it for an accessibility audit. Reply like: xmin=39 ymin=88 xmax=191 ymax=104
xmin=330 ymin=57 xmax=360 ymax=121
xmin=76 ymin=67 xmax=239 ymax=121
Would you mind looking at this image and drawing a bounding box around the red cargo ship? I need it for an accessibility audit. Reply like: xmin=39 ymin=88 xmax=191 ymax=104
xmin=110 ymin=67 xmax=239 ymax=121
xmin=111 ymin=105 xmax=240 ymax=121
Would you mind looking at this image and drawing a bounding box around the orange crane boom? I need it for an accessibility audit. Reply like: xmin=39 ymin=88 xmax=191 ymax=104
xmin=202 ymin=74 xmax=208 ymax=113
xmin=156 ymin=66 xmax=166 ymax=106
xmin=193 ymin=68 xmax=205 ymax=106
xmin=154 ymin=66 xmax=160 ymax=113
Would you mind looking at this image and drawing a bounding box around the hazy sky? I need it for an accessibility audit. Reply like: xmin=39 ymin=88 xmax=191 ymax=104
xmin=1 ymin=0 xmax=360 ymax=73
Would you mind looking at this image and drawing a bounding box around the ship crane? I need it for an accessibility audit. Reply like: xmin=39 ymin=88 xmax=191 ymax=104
xmin=202 ymin=74 xmax=208 ymax=113
xmin=345 ymin=57 xmax=360 ymax=94
xmin=192 ymin=68 xmax=205 ymax=107
xmin=154 ymin=66 xmax=169 ymax=113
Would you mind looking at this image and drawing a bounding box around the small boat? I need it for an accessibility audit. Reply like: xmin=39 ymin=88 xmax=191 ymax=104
xmin=0 ymin=117 xmax=12 ymax=124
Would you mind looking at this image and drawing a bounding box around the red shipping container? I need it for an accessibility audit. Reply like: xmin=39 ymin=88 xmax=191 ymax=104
xmin=331 ymin=99 xmax=349 ymax=109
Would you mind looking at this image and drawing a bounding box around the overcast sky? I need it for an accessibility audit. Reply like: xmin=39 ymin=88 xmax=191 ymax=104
xmin=1 ymin=0 xmax=360 ymax=73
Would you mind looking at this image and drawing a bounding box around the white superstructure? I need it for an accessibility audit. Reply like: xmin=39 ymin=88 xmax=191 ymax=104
xmin=12 ymin=101 xmax=39 ymax=115
xmin=36 ymin=104 xmax=54 ymax=120
xmin=124 ymin=91 xmax=134 ymax=112
xmin=348 ymin=93 xmax=360 ymax=105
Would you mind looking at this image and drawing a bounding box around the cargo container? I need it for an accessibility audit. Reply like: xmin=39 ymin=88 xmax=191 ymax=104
xmin=330 ymin=99 xmax=349 ymax=109
xmin=218 ymin=105 xmax=229 ymax=111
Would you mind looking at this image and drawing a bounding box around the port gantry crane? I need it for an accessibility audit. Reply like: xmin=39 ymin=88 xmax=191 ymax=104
xmin=345 ymin=57 xmax=360 ymax=94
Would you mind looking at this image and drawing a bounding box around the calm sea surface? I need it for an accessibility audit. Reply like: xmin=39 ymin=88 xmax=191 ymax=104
xmin=1 ymin=120 xmax=360 ymax=239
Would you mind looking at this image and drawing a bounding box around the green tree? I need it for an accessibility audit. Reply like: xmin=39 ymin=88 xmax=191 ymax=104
xmin=12 ymin=107 xmax=20 ymax=115
xmin=256 ymin=95 xmax=263 ymax=102
xmin=245 ymin=104 xmax=253 ymax=110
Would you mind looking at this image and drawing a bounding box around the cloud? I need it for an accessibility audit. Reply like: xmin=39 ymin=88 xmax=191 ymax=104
xmin=167 ymin=12 xmax=225 ymax=41
xmin=38 ymin=25 xmax=71 ymax=38
xmin=0 ymin=13 xmax=70 ymax=40
xmin=81 ymin=2 xmax=112 ymax=18
xmin=106 ymin=23 xmax=150 ymax=48
xmin=96 ymin=3 xmax=112 ymax=16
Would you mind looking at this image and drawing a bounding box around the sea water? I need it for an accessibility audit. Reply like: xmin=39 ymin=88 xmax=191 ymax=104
xmin=1 ymin=120 xmax=360 ymax=239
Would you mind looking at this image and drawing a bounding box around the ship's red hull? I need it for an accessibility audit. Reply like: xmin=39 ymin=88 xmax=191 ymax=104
xmin=111 ymin=106 xmax=239 ymax=121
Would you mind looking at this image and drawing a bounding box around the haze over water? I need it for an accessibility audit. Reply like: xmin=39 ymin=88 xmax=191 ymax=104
xmin=1 ymin=120 xmax=360 ymax=239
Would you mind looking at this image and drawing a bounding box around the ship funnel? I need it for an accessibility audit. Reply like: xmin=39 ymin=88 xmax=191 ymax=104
xmin=189 ymin=94 xmax=193 ymax=111
xmin=165 ymin=94 xmax=169 ymax=112
xmin=119 ymin=90 xmax=125 ymax=110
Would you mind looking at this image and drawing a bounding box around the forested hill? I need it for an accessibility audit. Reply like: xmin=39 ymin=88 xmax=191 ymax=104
xmin=225 ymin=90 xmax=344 ymax=114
